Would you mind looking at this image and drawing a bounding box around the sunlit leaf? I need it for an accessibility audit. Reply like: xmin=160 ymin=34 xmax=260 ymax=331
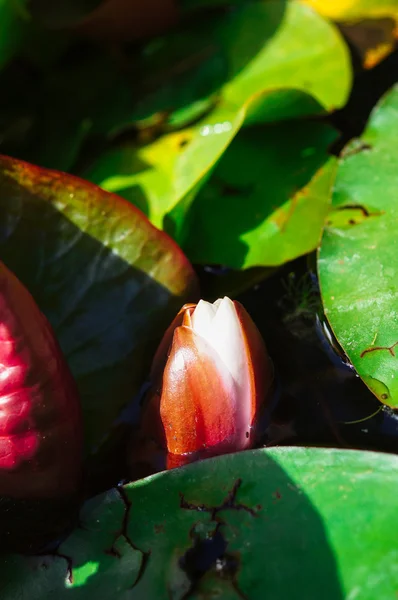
xmin=180 ymin=120 xmax=337 ymax=268
xmin=2 ymin=447 xmax=398 ymax=598
xmin=84 ymin=1 xmax=350 ymax=245
xmin=132 ymin=1 xmax=351 ymax=125
xmin=318 ymin=84 xmax=398 ymax=407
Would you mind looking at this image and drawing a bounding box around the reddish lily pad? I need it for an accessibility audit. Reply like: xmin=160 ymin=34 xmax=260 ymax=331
xmin=0 ymin=155 xmax=198 ymax=450
xmin=0 ymin=261 xmax=83 ymax=552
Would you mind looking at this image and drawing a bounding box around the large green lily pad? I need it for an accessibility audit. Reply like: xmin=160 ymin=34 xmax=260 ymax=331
xmin=180 ymin=120 xmax=337 ymax=268
xmin=84 ymin=99 xmax=248 ymax=230
xmin=84 ymin=0 xmax=351 ymax=232
xmin=318 ymin=85 xmax=398 ymax=407
xmin=132 ymin=0 xmax=351 ymax=125
xmin=0 ymin=155 xmax=198 ymax=449
xmin=2 ymin=447 xmax=398 ymax=598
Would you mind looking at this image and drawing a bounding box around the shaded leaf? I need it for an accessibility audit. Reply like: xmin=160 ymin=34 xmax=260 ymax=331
xmin=218 ymin=1 xmax=351 ymax=118
xmin=318 ymin=84 xmax=398 ymax=407
xmin=0 ymin=155 xmax=198 ymax=449
xmin=2 ymin=447 xmax=398 ymax=598
xmin=181 ymin=120 xmax=337 ymax=268
xmin=23 ymin=50 xmax=134 ymax=172
xmin=84 ymin=90 xmax=337 ymax=248
xmin=84 ymin=99 xmax=247 ymax=229
xmin=0 ymin=0 xmax=28 ymax=70
xmin=132 ymin=1 xmax=351 ymax=125
xmin=83 ymin=1 xmax=351 ymax=233
xmin=29 ymin=0 xmax=101 ymax=27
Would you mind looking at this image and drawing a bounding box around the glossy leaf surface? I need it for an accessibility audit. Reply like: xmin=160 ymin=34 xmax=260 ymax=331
xmin=131 ymin=1 xmax=351 ymax=125
xmin=318 ymin=85 xmax=398 ymax=407
xmin=182 ymin=121 xmax=337 ymax=268
xmin=84 ymin=0 xmax=351 ymax=234
xmin=2 ymin=447 xmax=398 ymax=598
xmin=85 ymin=100 xmax=248 ymax=229
xmin=0 ymin=155 xmax=198 ymax=449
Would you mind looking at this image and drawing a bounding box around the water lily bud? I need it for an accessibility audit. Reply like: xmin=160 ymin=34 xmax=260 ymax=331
xmin=0 ymin=262 xmax=83 ymax=551
xmin=144 ymin=297 xmax=273 ymax=468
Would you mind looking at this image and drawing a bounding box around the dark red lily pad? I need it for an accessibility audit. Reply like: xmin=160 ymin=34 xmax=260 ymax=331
xmin=0 ymin=261 xmax=83 ymax=552
xmin=0 ymin=155 xmax=198 ymax=452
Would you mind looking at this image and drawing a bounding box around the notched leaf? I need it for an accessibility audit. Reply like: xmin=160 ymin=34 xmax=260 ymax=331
xmin=326 ymin=204 xmax=384 ymax=227
xmin=341 ymin=139 xmax=373 ymax=158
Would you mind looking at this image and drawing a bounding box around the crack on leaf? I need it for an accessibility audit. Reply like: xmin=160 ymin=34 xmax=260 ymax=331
xmin=54 ymin=551 xmax=74 ymax=585
xmin=175 ymin=479 xmax=257 ymax=599
xmin=114 ymin=486 xmax=151 ymax=587
xmin=338 ymin=204 xmax=384 ymax=217
xmin=179 ymin=478 xmax=258 ymax=519
xmin=360 ymin=341 xmax=398 ymax=359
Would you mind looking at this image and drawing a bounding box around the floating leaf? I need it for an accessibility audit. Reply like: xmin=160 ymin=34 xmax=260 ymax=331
xmin=217 ymin=1 xmax=351 ymax=118
xmin=84 ymin=99 xmax=247 ymax=229
xmin=84 ymin=0 xmax=351 ymax=232
xmin=84 ymin=90 xmax=338 ymax=246
xmin=2 ymin=447 xmax=398 ymax=598
xmin=132 ymin=0 xmax=351 ymax=125
xmin=318 ymin=85 xmax=398 ymax=407
xmin=180 ymin=120 xmax=337 ymax=268
xmin=0 ymin=155 xmax=198 ymax=449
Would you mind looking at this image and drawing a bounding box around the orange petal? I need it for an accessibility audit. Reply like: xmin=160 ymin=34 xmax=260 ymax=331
xmin=150 ymin=303 xmax=196 ymax=383
xmin=160 ymin=326 xmax=238 ymax=455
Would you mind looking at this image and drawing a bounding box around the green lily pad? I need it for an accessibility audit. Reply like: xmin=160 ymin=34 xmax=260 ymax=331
xmin=0 ymin=155 xmax=198 ymax=449
xmin=217 ymin=1 xmax=351 ymax=119
xmin=180 ymin=120 xmax=337 ymax=268
xmin=318 ymin=84 xmax=398 ymax=407
xmin=2 ymin=447 xmax=398 ymax=598
xmin=132 ymin=0 xmax=351 ymax=125
xmin=84 ymin=98 xmax=247 ymax=229
xmin=84 ymin=90 xmax=337 ymax=243
xmin=84 ymin=0 xmax=351 ymax=232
